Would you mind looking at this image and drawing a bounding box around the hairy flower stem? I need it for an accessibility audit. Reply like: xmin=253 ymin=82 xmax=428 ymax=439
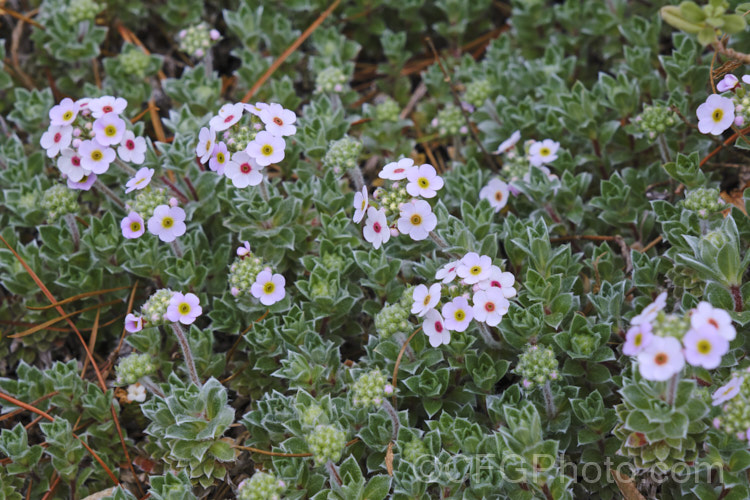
xmin=325 ymin=460 xmax=342 ymax=488
xmin=170 ymin=323 xmax=201 ymax=386
xmin=259 ymin=178 xmax=270 ymax=202
xmin=170 ymin=239 xmax=183 ymax=258
xmin=94 ymin=180 xmax=125 ymax=209
xmin=656 ymin=134 xmax=671 ymax=164
xmin=347 ymin=166 xmax=365 ymax=191
xmin=204 ymin=50 xmax=214 ymax=79
xmin=394 ymin=332 xmax=415 ymax=361
xmin=477 ymin=322 xmax=503 ymax=350
xmin=543 ymin=381 xmax=557 ymax=419
xmin=63 ymin=213 xmax=80 ymax=251
xmin=429 ymin=230 xmax=449 ymax=249
xmin=139 ymin=376 xmax=164 ymax=398
xmin=731 ymin=285 xmax=744 ymax=313
xmin=666 ymin=373 xmax=680 ymax=406
xmin=381 ymin=399 xmax=400 ymax=441
xmin=115 ymin=157 xmax=137 ymax=176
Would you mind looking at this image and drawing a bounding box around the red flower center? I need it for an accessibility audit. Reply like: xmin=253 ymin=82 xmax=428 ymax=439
xmin=224 ymin=115 xmax=234 ymax=123
xmin=102 ymin=105 xmax=113 ymax=113
xmin=708 ymin=318 xmax=719 ymax=329
xmin=490 ymin=281 xmax=501 ymax=288
xmin=485 ymin=302 xmax=495 ymax=312
xmin=654 ymin=353 xmax=668 ymax=366
xmin=373 ymin=222 xmax=381 ymax=233
xmin=394 ymin=168 xmax=404 ymax=174
xmin=54 ymin=133 xmax=62 ymax=142
xmin=434 ymin=321 xmax=443 ymax=333
xmin=71 ymin=156 xmax=81 ymax=166
xmin=126 ymin=139 xmax=135 ymax=150
xmin=273 ymin=117 xmax=283 ymax=126
xmin=240 ymin=163 xmax=252 ymax=174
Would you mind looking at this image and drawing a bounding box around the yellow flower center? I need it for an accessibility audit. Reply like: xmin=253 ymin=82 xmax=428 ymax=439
xmin=261 ymin=145 xmax=273 ymax=156
xmin=91 ymin=150 xmax=103 ymax=161
xmin=634 ymin=333 xmax=642 ymax=346
xmin=697 ymin=339 xmax=712 ymax=354
xmin=423 ymin=295 xmax=431 ymax=306
xmin=217 ymin=152 xmax=225 ymax=163
xmin=418 ymin=177 xmax=429 ymax=188
xmin=263 ymin=282 xmax=275 ymax=294
xmin=62 ymin=110 xmax=73 ymax=121
xmin=161 ymin=217 xmax=174 ymax=229
xmin=454 ymin=310 xmax=465 ymax=321
xmin=712 ymin=109 xmax=723 ymax=123
xmin=540 ymin=147 xmax=551 ymax=156
xmin=179 ymin=302 xmax=190 ymax=314
xmin=410 ymin=214 xmax=422 ymax=225
xmin=105 ymin=125 xmax=117 ymax=137
xmin=130 ymin=221 xmax=141 ymax=232
xmin=470 ymin=266 xmax=482 ymax=276
xmin=205 ymin=140 xmax=212 ymax=153
xmin=495 ymin=191 xmax=503 ymax=201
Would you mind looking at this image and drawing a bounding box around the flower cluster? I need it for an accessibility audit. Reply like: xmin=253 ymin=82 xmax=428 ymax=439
xmin=228 ymin=242 xmax=286 ymax=306
xmin=41 ymin=184 xmax=78 ymax=221
xmin=41 ymin=96 xmax=146 ymax=191
xmin=633 ymin=104 xmax=678 ymax=139
xmin=115 ymin=353 xmax=157 ymax=385
xmin=322 ymin=136 xmax=362 ymax=173
xmin=306 ymin=424 xmax=347 ymax=466
xmin=514 ymin=344 xmax=559 ymax=389
xmin=351 ymin=370 xmax=394 ymax=408
xmin=125 ymin=289 xmax=203 ymax=333
xmin=416 ymin=253 xmax=516 ymax=347
xmin=315 ymin=66 xmax=348 ymax=94
xmin=712 ymin=371 xmax=750 ymax=441
xmin=122 ymin=189 xmax=188 ymax=243
xmin=353 ymin=158 xmax=444 ymax=248
xmin=492 ymin=131 xmax=561 ymax=185
xmin=431 ymin=104 xmax=466 ymax=136
xmin=237 ymin=472 xmax=286 ymax=500
xmin=624 ymin=293 xmax=735 ymax=381
xmin=196 ymin=102 xmax=296 ymax=189
xmin=462 ymin=79 xmax=492 ymax=109
xmin=696 ymin=73 xmax=750 ymax=135
xmin=374 ymin=290 xmax=414 ymax=339
xmin=682 ymin=187 xmax=725 ymax=218
xmin=178 ymin=23 xmax=221 ymax=58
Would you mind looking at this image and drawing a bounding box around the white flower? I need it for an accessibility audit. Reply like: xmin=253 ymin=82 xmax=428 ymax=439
xmin=49 ymin=98 xmax=78 ymax=127
xmin=435 ymin=261 xmax=459 ymax=284
xmin=125 ymin=167 xmax=155 ymax=193
xmin=477 ymin=265 xmax=516 ymax=298
xmin=472 ymin=288 xmax=510 ymax=327
xmin=251 ymin=269 xmax=286 ymax=306
xmin=379 ymin=158 xmax=415 ymax=180
xmin=126 ymin=383 xmax=147 ymax=403
xmin=117 ymin=130 xmax=147 ymax=164
xmin=40 ymin=125 xmax=73 ymax=158
xmin=423 ymin=309 xmax=450 ymax=347
xmin=244 ymin=102 xmax=270 ymax=116
xmin=209 ymin=141 xmax=230 ymax=175
xmin=682 ymin=325 xmax=729 ymax=369
xmin=246 ymin=131 xmax=285 ymax=167
xmin=411 ymin=283 xmax=441 ymax=317
xmin=196 ymin=127 xmax=216 ymax=164
xmin=363 ymin=207 xmax=390 ymax=249
xmin=406 ymin=164 xmax=444 ymax=198
xmin=224 ymin=151 xmax=264 ymax=187
xmin=690 ymin=301 xmax=736 ymax=341
xmin=237 ymin=241 xmax=251 ymax=257
xmin=147 ymin=205 xmax=187 ymax=242
xmin=717 ymin=74 xmax=739 ymax=92
xmin=712 ymin=377 xmax=744 ymax=406
xmin=697 ymin=94 xmax=735 ymax=135
xmin=636 ymin=336 xmax=685 ymax=382
xmin=78 ymin=139 xmax=115 ymax=174
xmin=397 ymin=200 xmax=437 ymax=241
xmin=209 ymin=103 xmax=245 ymax=131
xmin=631 ymin=291 xmax=667 ymax=326
xmin=456 ymin=252 xmax=492 ymax=285
xmin=57 ymin=148 xmax=89 ymax=182
xmin=493 ymin=130 xmax=521 ymax=154
xmin=90 ymin=96 xmax=127 ymax=118
xmin=479 ymin=178 xmax=510 ymax=213
xmin=124 ymin=313 xmax=143 ymax=333
xmin=352 ymin=186 xmax=368 ymax=224
xmin=442 ymin=297 xmax=474 ymax=332
xmin=528 ymin=139 xmax=560 ymax=167
xmin=93 ymin=113 xmax=127 ymax=146
xmin=259 ymin=103 xmax=297 ymax=136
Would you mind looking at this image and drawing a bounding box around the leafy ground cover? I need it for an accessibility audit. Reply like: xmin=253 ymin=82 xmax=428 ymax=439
xmin=2 ymin=0 xmax=750 ymax=498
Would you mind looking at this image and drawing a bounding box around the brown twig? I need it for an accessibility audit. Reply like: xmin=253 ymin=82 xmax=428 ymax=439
xmin=392 ymin=327 xmax=421 ymax=406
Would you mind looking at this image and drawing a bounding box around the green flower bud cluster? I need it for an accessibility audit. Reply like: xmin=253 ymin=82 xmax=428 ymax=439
xmin=127 ymin=187 xmax=169 ymax=221
xmin=323 ymin=136 xmax=363 ymax=172
xmin=237 ymin=472 xmax=286 ymax=500
xmin=514 ymin=345 xmax=558 ymax=389
xmin=178 ymin=23 xmax=218 ymax=58
xmin=374 ymin=299 xmax=411 ymax=339
xmin=704 ymin=230 xmax=727 ymax=248
xmin=634 ymin=104 xmax=678 ymax=139
xmin=223 ymin=125 xmax=257 ymax=154
xmin=683 ymin=187 xmax=724 ymax=217
xmin=299 ymin=404 xmax=324 ymax=428
xmin=652 ymin=311 xmax=689 ymax=340
xmin=321 ymin=252 xmax=345 ymax=271
xmin=66 ymin=0 xmax=101 ymax=24
xmin=463 ymin=79 xmax=492 ymax=108
xmin=373 ymin=97 xmax=400 ymax=123
xmin=375 ymin=184 xmax=409 ymax=219
xmin=310 ymin=277 xmax=337 ymax=299
xmin=714 ymin=371 xmax=750 ymax=439
xmin=500 ymin=153 xmax=529 ymax=182
xmin=115 ymin=353 xmax=156 ymax=385
xmin=570 ymin=333 xmax=596 ymax=356
xmin=315 ymin=67 xmax=347 ymax=94
xmin=41 ymin=184 xmax=77 ymax=222
xmin=140 ymin=288 xmax=175 ymax=325
xmin=352 ymin=370 xmax=391 ymax=408
xmin=434 ymin=104 xmax=464 ymax=136
xmin=229 ymin=253 xmax=265 ymax=297
xmin=306 ymin=424 xmax=347 ymax=466
xmin=119 ymin=50 xmax=151 ymax=79
xmin=731 ymin=94 xmax=750 ymax=127
xmin=401 ymin=437 xmax=428 ymax=463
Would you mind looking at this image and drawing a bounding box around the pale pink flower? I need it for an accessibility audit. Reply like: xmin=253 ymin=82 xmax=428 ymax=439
xmin=40 ymin=125 xmax=73 ymax=158
xmin=406 ymin=164 xmax=443 ymax=198
xmin=397 ymin=200 xmax=437 ymax=241
xmin=717 ymin=74 xmax=739 ymax=92
xmin=493 ymin=130 xmax=521 ymax=154
xmin=411 ymin=283 xmax=441 ymax=317
xmin=166 ymin=292 xmax=202 ymax=325
xmin=67 ymin=173 xmax=97 ymax=191
xmin=196 ymin=127 xmax=216 ymax=164
xmin=690 ymin=301 xmax=736 ymax=341
xmin=352 ymin=186 xmax=368 ymax=224
xmin=121 ymin=212 xmax=145 ymax=239
xmin=209 ymin=141 xmax=230 ymax=175
xmin=124 ymin=313 xmax=143 ymax=333
xmin=125 ymin=167 xmax=154 ymax=193
xmin=435 ymin=261 xmax=459 ymax=284
xmin=442 ymin=297 xmax=474 ymax=332
xmin=90 ymin=96 xmax=127 ymax=118
xmin=117 ymin=130 xmax=147 ymax=164
xmin=631 ymin=291 xmax=667 ymax=326
xmin=379 ymin=158 xmax=415 ymax=180
xmin=57 ymin=148 xmax=89 ymax=182
xmin=259 ymin=103 xmax=297 ymax=136
xmin=712 ymin=377 xmax=743 ymax=406
xmin=93 ymin=113 xmax=126 ymax=146
xmin=477 ymin=266 xmax=516 ymax=298
xmin=209 ymin=103 xmax=244 ymax=132
xmin=423 ymin=309 xmax=450 ymax=347
xmin=472 ymin=288 xmax=509 ymax=327
xmin=78 ymin=139 xmax=116 ymax=174
xmin=147 ymin=205 xmax=187 ymax=242
xmin=622 ymin=322 xmax=653 ymax=356
xmin=363 ymin=207 xmax=390 ymax=249
xmin=479 ymin=178 xmax=510 ymax=213
xmin=456 ymin=252 xmax=492 ymax=285
xmin=636 ymin=336 xmax=685 ymax=381
xmin=126 ymin=383 xmax=146 ymax=403
xmin=528 ymin=139 xmax=560 ymax=167
xmin=251 ymin=270 xmax=286 ymax=305
xmin=49 ymin=98 xmax=78 ymax=127
xmin=683 ymin=324 xmax=729 ymax=369
xmin=697 ymin=94 xmax=735 ymax=135
xmin=237 ymin=241 xmax=251 ymax=257
xmin=246 ymin=131 xmax=285 ymax=166
xmin=224 ymin=151 xmax=264 ymax=187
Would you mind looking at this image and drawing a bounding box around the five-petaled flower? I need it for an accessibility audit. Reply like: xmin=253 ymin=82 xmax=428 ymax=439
xmin=147 ymin=205 xmax=187 ymax=242
xmin=166 ymin=292 xmax=203 ymax=325
xmin=251 ymin=270 xmax=286 ymax=305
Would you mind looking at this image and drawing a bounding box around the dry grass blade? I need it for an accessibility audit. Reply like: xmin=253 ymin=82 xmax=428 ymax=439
xmin=611 ymin=470 xmax=646 ymax=500
xmin=80 ymin=308 xmax=100 ymax=378
xmin=25 ymin=285 xmax=131 ymax=310
xmin=9 ymin=299 xmax=120 ymax=338
xmin=392 ymin=327 xmax=421 ymax=406
xmin=241 ymin=0 xmax=341 ymax=103
xmin=0 ymin=6 xmax=43 ymax=29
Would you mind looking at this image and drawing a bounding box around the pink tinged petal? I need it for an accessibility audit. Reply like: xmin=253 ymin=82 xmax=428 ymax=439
xmin=124 ymin=314 xmax=143 ymax=333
